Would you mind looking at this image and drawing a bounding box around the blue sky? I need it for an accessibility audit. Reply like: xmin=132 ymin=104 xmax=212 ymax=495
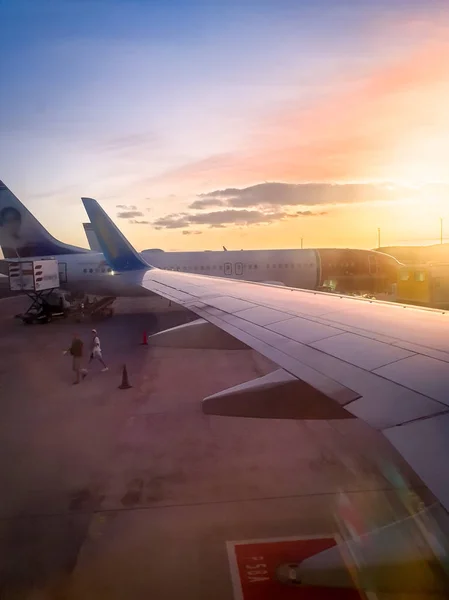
xmin=1 ymin=0 xmax=448 ymax=250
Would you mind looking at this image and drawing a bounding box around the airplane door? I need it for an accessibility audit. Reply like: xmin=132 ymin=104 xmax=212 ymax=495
xmin=224 ymin=262 xmax=232 ymax=276
xmin=235 ymin=262 xmax=243 ymax=276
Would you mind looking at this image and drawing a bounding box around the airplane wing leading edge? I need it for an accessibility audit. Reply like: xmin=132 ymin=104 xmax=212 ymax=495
xmin=82 ymin=197 xmax=449 ymax=513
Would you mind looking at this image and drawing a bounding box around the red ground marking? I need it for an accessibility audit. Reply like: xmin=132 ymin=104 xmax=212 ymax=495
xmin=227 ymin=536 xmax=363 ymax=600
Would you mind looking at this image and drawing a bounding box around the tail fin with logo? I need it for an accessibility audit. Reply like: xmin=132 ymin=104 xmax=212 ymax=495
xmin=0 ymin=181 xmax=88 ymax=258
xmin=82 ymin=197 xmax=150 ymax=271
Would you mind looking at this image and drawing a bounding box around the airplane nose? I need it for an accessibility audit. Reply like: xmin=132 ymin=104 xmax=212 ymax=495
xmin=376 ymin=253 xmax=400 ymax=284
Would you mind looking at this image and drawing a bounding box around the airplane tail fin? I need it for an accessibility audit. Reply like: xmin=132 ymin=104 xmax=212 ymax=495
xmin=82 ymin=197 xmax=150 ymax=271
xmin=0 ymin=181 xmax=87 ymax=258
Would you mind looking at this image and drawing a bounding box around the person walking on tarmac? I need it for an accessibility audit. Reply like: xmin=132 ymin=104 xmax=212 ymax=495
xmin=89 ymin=329 xmax=109 ymax=371
xmin=64 ymin=333 xmax=88 ymax=384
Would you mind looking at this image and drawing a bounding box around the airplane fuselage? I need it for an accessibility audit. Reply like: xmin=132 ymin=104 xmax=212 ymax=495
xmin=4 ymin=247 xmax=399 ymax=298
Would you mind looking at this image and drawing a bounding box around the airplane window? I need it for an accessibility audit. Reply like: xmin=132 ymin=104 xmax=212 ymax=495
xmin=249 ymin=264 xmax=252 ymax=269
xmin=266 ymin=264 xmax=269 ymax=269
xmin=279 ymin=264 xmax=282 ymax=268
xmin=273 ymin=264 xmax=276 ymax=268
xmin=107 ymin=268 xmax=112 ymax=273
xmin=399 ymin=269 xmax=410 ymax=281
xmin=83 ymin=268 xmax=87 ymax=273
xmin=200 ymin=266 xmax=204 ymax=270
xmin=219 ymin=265 xmax=223 ymax=270
xmin=206 ymin=266 xmax=210 ymax=270
xmin=212 ymin=265 xmax=216 ymax=269
xmin=254 ymin=264 xmax=258 ymax=269
xmin=101 ymin=268 xmax=105 ymax=273
xmin=89 ymin=268 xmax=93 ymax=273
xmin=284 ymin=264 xmax=288 ymax=268
xmin=194 ymin=266 xmax=198 ymax=270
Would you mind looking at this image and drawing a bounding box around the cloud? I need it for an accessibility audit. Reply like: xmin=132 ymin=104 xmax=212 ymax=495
xmin=116 ymin=204 xmax=137 ymax=210
xmin=129 ymin=219 xmax=150 ymax=225
xmin=198 ymin=182 xmax=403 ymax=209
xmin=117 ymin=210 xmax=144 ymax=219
xmin=153 ymin=208 xmax=321 ymax=230
xmin=188 ymin=198 xmax=225 ymax=209
xmin=152 ymin=179 xmax=448 ymax=232
xmin=182 ymin=230 xmax=202 ymax=235
xmin=290 ymin=210 xmax=327 ymax=217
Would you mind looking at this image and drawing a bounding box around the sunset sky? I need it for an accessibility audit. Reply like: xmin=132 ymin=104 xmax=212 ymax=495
xmin=1 ymin=0 xmax=449 ymax=251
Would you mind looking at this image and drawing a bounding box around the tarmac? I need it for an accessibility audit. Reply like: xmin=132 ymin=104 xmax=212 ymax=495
xmin=0 ymin=295 xmax=448 ymax=599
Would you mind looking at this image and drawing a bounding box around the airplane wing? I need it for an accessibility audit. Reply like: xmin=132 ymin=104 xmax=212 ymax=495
xmin=82 ymin=197 xmax=449 ymax=512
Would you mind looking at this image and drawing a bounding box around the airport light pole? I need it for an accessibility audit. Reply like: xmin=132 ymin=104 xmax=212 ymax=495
xmin=377 ymin=227 xmax=381 ymax=249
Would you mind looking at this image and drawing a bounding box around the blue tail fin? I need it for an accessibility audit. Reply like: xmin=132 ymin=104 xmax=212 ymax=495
xmin=0 ymin=180 xmax=88 ymax=258
xmin=82 ymin=197 xmax=150 ymax=271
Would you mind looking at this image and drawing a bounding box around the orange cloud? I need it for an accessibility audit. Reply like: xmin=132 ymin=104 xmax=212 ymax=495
xmin=152 ymin=26 xmax=449 ymax=191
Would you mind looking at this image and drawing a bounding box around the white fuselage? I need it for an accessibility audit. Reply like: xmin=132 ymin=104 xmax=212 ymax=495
xmin=4 ymin=248 xmax=319 ymax=297
xmin=3 ymin=247 xmax=398 ymax=298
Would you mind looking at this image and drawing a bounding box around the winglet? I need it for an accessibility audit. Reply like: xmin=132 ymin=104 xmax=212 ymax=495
xmin=82 ymin=197 xmax=151 ymax=272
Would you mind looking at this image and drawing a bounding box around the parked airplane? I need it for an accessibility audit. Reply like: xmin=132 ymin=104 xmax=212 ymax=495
xmin=83 ymin=195 xmax=449 ymax=524
xmin=0 ymin=181 xmax=399 ymax=297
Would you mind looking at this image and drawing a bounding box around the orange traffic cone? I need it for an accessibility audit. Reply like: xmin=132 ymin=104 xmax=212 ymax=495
xmin=119 ymin=364 xmax=132 ymax=389
xmin=141 ymin=330 xmax=148 ymax=345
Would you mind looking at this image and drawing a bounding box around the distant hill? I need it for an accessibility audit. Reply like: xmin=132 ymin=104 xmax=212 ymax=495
xmin=377 ymin=244 xmax=449 ymax=265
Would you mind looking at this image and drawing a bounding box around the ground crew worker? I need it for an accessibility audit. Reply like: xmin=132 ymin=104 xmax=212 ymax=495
xmin=64 ymin=333 xmax=88 ymax=384
xmin=89 ymin=329 xmax=108 ymax=371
